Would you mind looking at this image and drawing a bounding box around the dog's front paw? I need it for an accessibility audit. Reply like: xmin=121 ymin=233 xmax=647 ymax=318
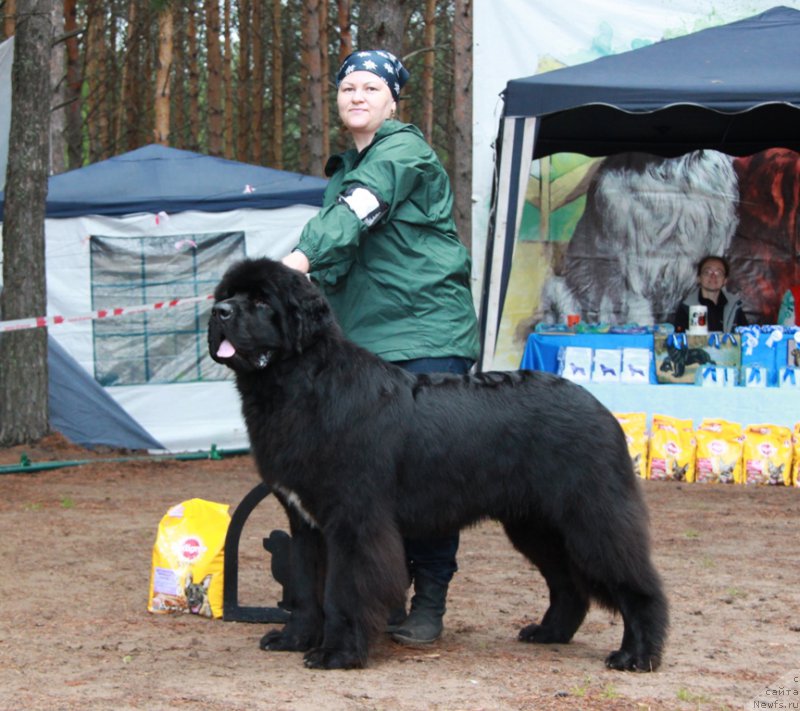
xmin=604 ymin=648 xmax=659 ymax=672
xmin=303 ymin=647 xmax=364 ymax=670
xmin=259 ymin=627 xmax=314 ymax=652
xmin=518 ymin=622 xmax=572 ymax=644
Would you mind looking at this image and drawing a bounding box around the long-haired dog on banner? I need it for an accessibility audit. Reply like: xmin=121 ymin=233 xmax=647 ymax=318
xmin=535 ymin=150 xmax=739 ymax=326
xmin=208 ymin=258 xmax=668 ymax=671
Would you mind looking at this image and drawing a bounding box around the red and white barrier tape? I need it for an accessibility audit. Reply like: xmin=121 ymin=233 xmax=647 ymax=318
xmin=0 ymin=294 xmax=214 ymax=333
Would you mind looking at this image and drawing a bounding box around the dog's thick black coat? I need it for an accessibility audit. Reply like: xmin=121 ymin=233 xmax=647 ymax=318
xmin=208 ymin=258 xmax=668 ymax=671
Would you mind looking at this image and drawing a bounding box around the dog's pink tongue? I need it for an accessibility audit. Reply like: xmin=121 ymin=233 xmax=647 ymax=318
xmin=217 ymin=340 xmax=236 ymax=358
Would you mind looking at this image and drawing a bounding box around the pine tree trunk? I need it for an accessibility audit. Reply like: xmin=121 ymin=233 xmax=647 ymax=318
xmin=336 ymin=0 xmax=352 ymax=63
xmin=115 ymin=2 xmax=137 ymax=152
xmin=63 ymin=0 xmax=82 ymax=167
xmin=251 ymin=0 xmax=264 ymax=164
xmin=334 ymin=0 xmax=352 ymax=153
xmin=451 ymin=0 xmax=472 ymax=248
xmin=204 ymin=0 xmax=224 ymax=156
xmin=235 ymin=0 xmax=251 ymax=161
xmin=319 ymin=0 xmax=329 ymax=157
xmin=302 ymin=0 xmax=324 ymax=175
xmin=0 ymin=0 xmax=53 ymax=446
xmin=186 ymin=2 xmax=200 ymax=152
xmin=154 ymin=6 xmax=173 ymax=146
xmin=3 ymin=0 xmax=16 ymax=37
xmin=420 ymin=0 xmax=436 ymax=141
xmin=270 ymin=0 xmax=283 ymax=168
xmin=85 ymin=0 xmax=107 ymax=160
xmin=223 ymin=0 xmax=235 ymax=159
xmin=49 ymin=1 xmax=65 ymax=173
xmin=357 ymin=0 xmax=405 ymax=55
xmin=171 ymin=3 xmax=186 ymax=149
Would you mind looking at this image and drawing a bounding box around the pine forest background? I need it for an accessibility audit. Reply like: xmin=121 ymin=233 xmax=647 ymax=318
xmin=0 ymin=0 xmax=474 ymax=241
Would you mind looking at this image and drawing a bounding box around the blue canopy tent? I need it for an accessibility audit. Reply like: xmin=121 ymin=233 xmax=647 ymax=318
xmin=480 ymin=6 xmax=800 ymax=369
xmin=0 ymin=143 xmax=327 ymax=220
xmin=1 ymin=145 xmax=326 ymax=451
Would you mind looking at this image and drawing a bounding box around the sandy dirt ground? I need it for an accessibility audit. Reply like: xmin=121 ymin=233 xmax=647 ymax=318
xmin=0 ymin=434 xmax=798 ymax=711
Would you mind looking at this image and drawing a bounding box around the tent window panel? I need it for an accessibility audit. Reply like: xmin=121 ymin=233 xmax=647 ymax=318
xmin=95 ymin=333 xmax=147 ymax=386
xmin=90 ymin=231 xmax=244 ymax=386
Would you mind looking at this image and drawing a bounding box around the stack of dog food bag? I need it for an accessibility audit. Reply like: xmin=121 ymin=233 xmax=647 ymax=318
xmin=614 ymin=413 xmax=799 ymax=486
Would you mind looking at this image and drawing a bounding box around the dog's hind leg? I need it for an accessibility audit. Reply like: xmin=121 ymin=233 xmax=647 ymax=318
xmin=504 ymin=521 xmax=589 ymax=645
xmin=560 ymin=508 xmax=669 ymax=672
xmin=599 ymin=576 xmax=669 ymax=672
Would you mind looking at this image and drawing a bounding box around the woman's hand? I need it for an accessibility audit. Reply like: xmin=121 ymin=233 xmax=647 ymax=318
xmin=282 ymin=250 xmax=310 ymax=274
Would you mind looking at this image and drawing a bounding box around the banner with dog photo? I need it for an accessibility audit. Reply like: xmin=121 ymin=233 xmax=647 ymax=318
xmin=473 ymin=0 xmax=798 ymax=369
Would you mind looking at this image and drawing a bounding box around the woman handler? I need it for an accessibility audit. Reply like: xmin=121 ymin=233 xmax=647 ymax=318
xmin=282 ymin=50 xmax=479 ymax=645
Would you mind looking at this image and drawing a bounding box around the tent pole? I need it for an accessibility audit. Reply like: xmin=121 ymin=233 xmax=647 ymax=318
xmin=479 ymin=116 xmax=537 ymax=371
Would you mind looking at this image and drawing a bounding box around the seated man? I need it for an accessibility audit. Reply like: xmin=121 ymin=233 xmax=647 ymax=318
xmin=671 ymin=255 xmax=749 ymax=332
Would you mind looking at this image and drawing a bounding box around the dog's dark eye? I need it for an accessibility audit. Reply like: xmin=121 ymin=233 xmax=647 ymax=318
xmin=253 ymin=297 xmax=268 ymax=308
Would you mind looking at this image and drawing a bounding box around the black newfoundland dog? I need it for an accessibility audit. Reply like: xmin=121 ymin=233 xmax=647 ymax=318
xmin=208 ymin=258 xmax=668 ymax=672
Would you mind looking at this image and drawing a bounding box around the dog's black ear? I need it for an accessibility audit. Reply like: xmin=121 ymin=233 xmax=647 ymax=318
xmin=283 ymin=285 xmax=334 ymax=353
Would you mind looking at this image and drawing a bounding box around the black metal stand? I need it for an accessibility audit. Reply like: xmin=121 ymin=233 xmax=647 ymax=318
xmin=222 ymin=482 xmax=292 ymax=623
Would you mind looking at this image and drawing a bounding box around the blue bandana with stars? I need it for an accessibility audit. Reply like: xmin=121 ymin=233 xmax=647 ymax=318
xmin=336 ymin=50 xmax=409 ymax=101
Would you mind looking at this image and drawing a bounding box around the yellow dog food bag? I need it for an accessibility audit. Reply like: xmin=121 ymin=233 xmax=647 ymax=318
xmin=613 ymin=412 xmax=648 ymax=479
xmin=647 ymin=414 xmax=695 ymax=482
xmin=147 ymin=498 xmax=231 ymax=618
xmin=794 ymin=423 xmax=800 ymax=486
xmin=742 ymin=424 xmax=793 ymax=486
xmin=694 ymin=418 xmax=744 ymax=484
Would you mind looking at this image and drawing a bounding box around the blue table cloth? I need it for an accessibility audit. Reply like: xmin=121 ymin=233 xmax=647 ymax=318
xmin=520 ymin=332 xmax=657 ymax=383
xmin=520 ymin=332 xmax=799 ymax=428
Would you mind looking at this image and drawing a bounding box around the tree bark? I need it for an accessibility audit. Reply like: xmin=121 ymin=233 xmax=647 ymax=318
xmin=48 ymin=0 xmax=65 ymax=173
xmin=204 ymin=0 xmax=224 ymax=156
xmin=235 ymin=0 xmax=250 ymax=161
xmin=319 ymin=0 xmax=329 ymax=157
xmin=357 ymin=0 xmax=405 ymax=55
xmin=186 ymin=1 xmax=200 ymax=152
xmin=84 ymin=0 xmax=107 ymax=161
xmin=451 ymin=0 xmax=472 ymax=247
xmin=115 ymin=1 xmax=138 ymax=153
xmin=3 ymin=0 xmax=16 ymax=37
xmin=154 ymin=4 xmax=174 ymax=146
xmin=420 ymin=0 xmax=436 ymax=142
xmin=336 ymin=0 xmax=352 ymax=63
xmin=250 ymin=0 xmax=264 ymax=164
xmin=302 ymin=0 xmax=324 ymax=175
xmin=0 ymin=0 xmax=54 ymax=445
xmin=171 ymin=2 xmax=186 ymax=149
xmin=270 ymin=0 xmax=283 ymax=168
xmin=223 ymin=0 xmax=234 ymax=158
xmin=334 ymin=0 xmax=352 ymax=153
xmin=63 ymin=0 xmax=82 ymax=167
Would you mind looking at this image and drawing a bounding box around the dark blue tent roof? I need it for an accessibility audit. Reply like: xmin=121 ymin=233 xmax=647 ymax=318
xmin=0 ymin=144 xmax=326 ymax=219
xmin=503 ymin=6 xmax=800 ymax=158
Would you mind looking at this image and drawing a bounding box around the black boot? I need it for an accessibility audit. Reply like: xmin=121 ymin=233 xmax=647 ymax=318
xmin=386 ymin=606 xmax=407 ymax=632
xmin=390 ymin=574 xmax=447 ymax=645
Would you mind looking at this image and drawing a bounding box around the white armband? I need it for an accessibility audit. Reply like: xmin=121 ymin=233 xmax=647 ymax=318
xmin=337 ymin=185 xmax=389 ymax=227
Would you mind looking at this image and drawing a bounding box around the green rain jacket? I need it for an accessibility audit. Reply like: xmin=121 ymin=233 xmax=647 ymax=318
xmin=296 ymin=120 xmax=479 ymax=363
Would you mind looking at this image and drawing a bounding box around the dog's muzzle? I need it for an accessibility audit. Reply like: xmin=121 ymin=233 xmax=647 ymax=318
xmin=210 ymin=301 xmax=273 ymax=370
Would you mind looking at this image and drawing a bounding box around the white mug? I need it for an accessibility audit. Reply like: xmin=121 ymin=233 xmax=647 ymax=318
xmin=688 ymin=305 xmax=708 ymax=334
